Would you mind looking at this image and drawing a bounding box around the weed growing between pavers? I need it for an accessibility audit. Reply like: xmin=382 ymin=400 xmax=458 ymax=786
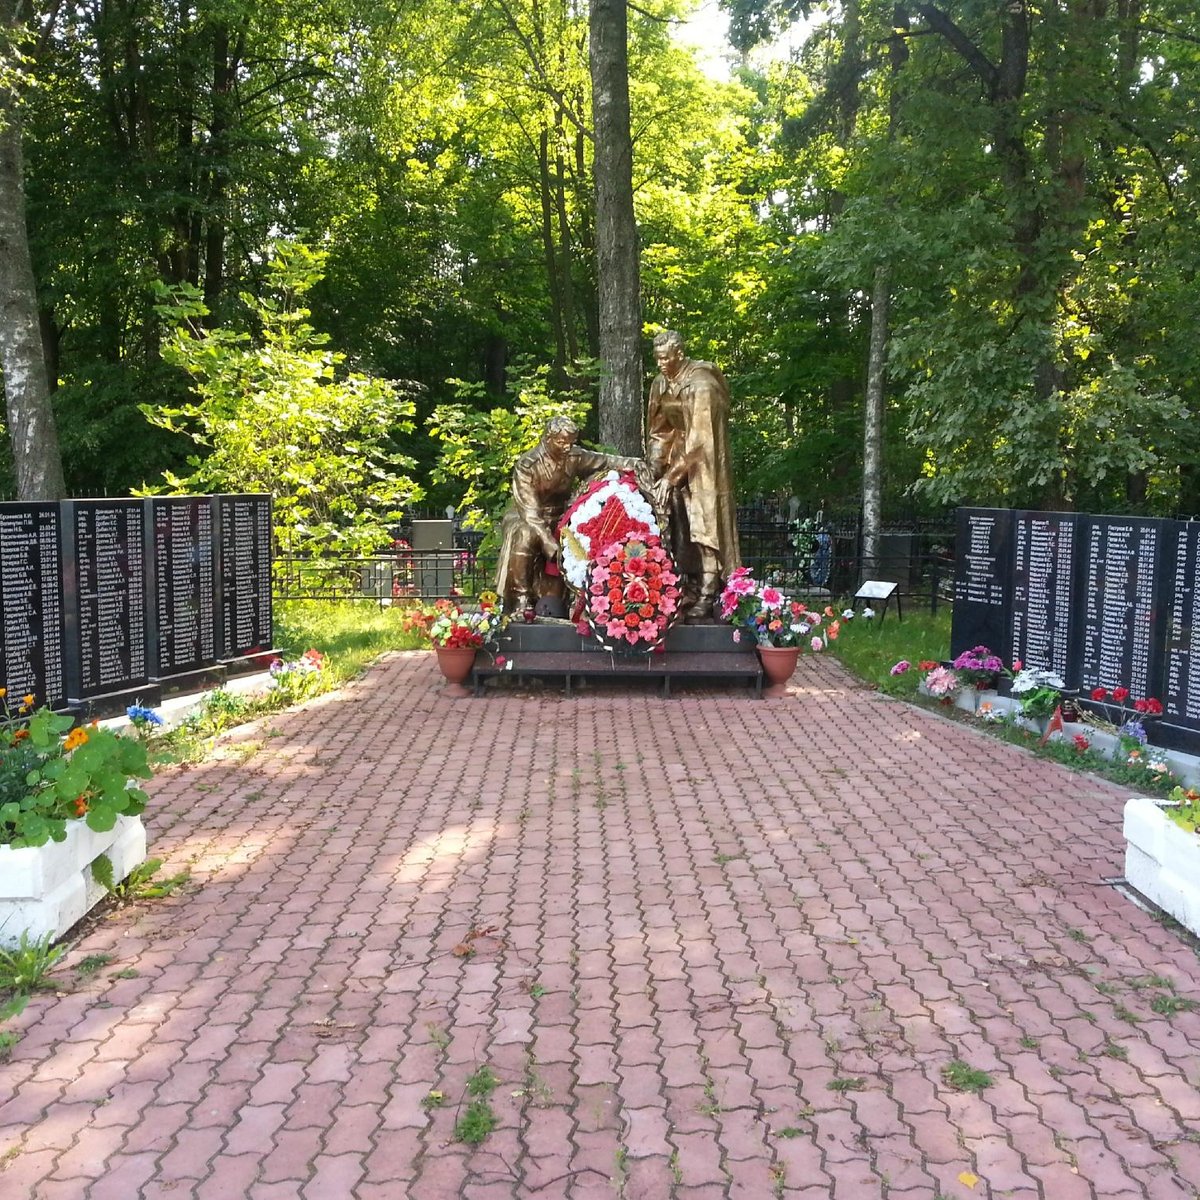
xmin=453 ymin=1065 xmax=501 ymax=1144
xmin=0 ymin=932 xmax=63 ymax=993
xmin=940 ymin=1060 xmax=994 ymax=1093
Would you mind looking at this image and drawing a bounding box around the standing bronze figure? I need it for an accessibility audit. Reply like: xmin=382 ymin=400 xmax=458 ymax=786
xmin=494 ymin=417 xmax=644 ymax=613
xmin=646 ymin=330 xmax=741 ymax=617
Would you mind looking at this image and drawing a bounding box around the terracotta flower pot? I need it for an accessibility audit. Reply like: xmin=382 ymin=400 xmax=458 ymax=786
xmin=758 ymin=645 xmax=801 ymax=699
xmin=434 ymin=645 xmax=477 ymax=698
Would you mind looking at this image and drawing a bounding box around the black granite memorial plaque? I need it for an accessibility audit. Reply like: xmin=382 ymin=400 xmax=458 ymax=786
xmin=950 ymin=508 xmax=1014 ymax=660
xmin=1077 ymin=516 xmax=1168 ymax=701
xmin=1009 ymin=511 xmax=1081 ymax=682
xmin=1160 ymin=523 xmax=1200 ymax=740
xmin=63 ymin=499 xmax=149 ymax=700
xmin=0 ymin=503 xmax=66 ymax=709
xmin=147 ymin=497 xmax=218 ymax=678
xmin=218 ymin=494 xmax=273 ymax=660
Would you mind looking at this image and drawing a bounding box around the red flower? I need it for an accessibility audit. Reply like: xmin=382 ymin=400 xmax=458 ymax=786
xmin=918 ymin=660 xmax=938 ymax=671
xmin=1134 ymin=699 xmax=1149 ymax=713
xmin=1146 ymin=698 xmax=1163 ymax=715
xmin=624 ymin=613 xmax=640 ymax=628
xmin=639 ymin=605 xmax=654 ymax=618
xmin=1091 ymin=687 xmax=1108 ymax=701
xmin=1072 ymin=733 xmax=1089 ymax=752
xmin=611 ymin=601 xmax=626 ymax=616
xmin=1112 ymin=686 xmax=1129 ymax=702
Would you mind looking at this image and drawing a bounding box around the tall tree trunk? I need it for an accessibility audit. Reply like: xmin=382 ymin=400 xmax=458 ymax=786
xmin=861 ymin=6 xmax=907 ymax=577
xmin=0 ymin=66 xmax=65 ymax=499
xmin=588 ymin=0 xmax=641 ymax=455
xmin=538 ymin=127 xmax=569 ymax=378
xmin=862 ymin=265 xmax=889 ymax=579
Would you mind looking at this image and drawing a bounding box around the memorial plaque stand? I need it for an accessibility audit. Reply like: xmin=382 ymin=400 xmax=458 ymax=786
xmin=950 ymin=508 xmax=1013 ymax=660
xmin=62 ymin=499 xmax=159 ymax=716
xmin=217 ymin=494 xmax=278 ymax=671
xmin=0 ymin=503 xmax=67 ymax=710
xmin=1008 ymin=511 xmax=1081 ymax=685
xmin=147 ymin=497 xmax=228 ymax=696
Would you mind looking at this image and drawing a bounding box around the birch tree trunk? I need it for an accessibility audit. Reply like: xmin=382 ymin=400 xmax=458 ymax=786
xmin=861 ymin=264 xmax=889 ymax=579
xmin=588 ymin=0 xmax=642 ymax=455
xmin=0 ymin=5 xmax=65 ymax=499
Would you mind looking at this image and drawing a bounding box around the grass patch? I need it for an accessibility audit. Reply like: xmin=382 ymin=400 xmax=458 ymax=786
xmin=453 ymin=1099 xmax=498 ymax=1144
xmin=826 ymin=1076 xmax=866 ymax=1092
xmin=941 ymin=1060 xmax=993 ymax=1093
xmin=465 ymin=1065 xmax=500 ymax=1097
xmin=829 ymin=608 xmax=951 ymax=697
xmin=275 ymin=599 xmax=428 ymax=680
xmin=0 ymin=934 xmax=64 ymax=994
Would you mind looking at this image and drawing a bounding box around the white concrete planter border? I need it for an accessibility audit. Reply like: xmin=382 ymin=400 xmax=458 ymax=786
xmin=1123 ymin=797 xmax=1200 ymax=937
xmin=0 ymin=815 xmax=146 ymax=948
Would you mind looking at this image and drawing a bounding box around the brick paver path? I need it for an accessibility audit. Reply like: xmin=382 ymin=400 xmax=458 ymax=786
xmin=2 ymin=654 xmax=1199 ymax=1199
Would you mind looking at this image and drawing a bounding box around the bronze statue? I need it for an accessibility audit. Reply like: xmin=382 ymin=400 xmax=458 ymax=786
xmin=494 ymin=417 xmax=646 ymax=613
xmin=646 ymin=330 xmax=741 ymax=617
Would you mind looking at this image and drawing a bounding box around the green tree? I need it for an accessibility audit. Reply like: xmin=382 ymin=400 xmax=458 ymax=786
xmin=143 ymin=242 xmax=421 ymax=555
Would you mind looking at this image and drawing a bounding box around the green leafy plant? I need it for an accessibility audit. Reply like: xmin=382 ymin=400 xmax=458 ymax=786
xmin=0 ymin=934 xmax=64 ymax=993
xmin=941 ymin=1060 xmax=993 ymax=1093
xmin=1164 ymin=786 xmax=1200 ymax=835
xmin=465 ymin=1065 xmax=500 ymax=1097
xmin=0 ymin=704 xmax=152 ymax=849
xmin=143 ymin=241 xmax=421 ymax=558
xmin=74 ymin=954 xmax=112 ymax=977
xmin=112 ymin=859 xmax=190 ymax=901
xmin=453 ymin=1099 xmax=498 ymax=1144
xmin=428 ymin=361 xmax=593 ymax=542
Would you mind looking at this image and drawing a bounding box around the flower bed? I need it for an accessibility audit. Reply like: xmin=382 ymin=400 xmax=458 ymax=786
xmin=1123 ymin=796 xmax=1200 ymax=936
xmin=0 ymin=702 xmax=153 ymax=947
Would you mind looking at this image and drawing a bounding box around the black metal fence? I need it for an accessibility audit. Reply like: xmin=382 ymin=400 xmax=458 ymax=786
xmin=274 ymin=502 xmax=956 ymax=614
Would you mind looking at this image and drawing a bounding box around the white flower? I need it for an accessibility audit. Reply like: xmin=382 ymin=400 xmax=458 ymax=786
xmin=842 ymin=608 xmax=855 ymax=620
xmin=862 ymin=607 xmax=875 ymax=619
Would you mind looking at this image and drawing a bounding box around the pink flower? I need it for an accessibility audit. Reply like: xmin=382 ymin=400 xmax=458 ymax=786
xmin=890 ymin=660 xmax=911 ymax=676
xmin=731 ymin=629 xmax=741 ymax=643
xmin=811 ymin=636 xmax=824 ymax=652
xmin=576 ymin=621 xmax=590 ymax=636
xmin=760 ymin=586 xmax=783 ymax=608
xmin=495 ymin=655 xmax=507 ymax=667
xmin=727 ymin=574 xmax=756 ymax=596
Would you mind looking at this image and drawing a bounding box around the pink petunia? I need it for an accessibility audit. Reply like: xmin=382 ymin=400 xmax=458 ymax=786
xmin=811 ymin=636 xmax=824 ymax=652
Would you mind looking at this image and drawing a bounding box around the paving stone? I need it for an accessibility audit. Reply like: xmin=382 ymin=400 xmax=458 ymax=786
xmin=1 ymin=655 xmax=1196 ymax=1200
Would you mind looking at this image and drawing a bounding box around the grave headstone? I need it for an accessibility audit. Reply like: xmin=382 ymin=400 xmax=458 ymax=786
xmin=1009 ymin=511 xmax=1081 ymax=682
xmin=62 ymin=499 xmax=151 ymax=702
xmin=217 ymin=494 xmax=273 ymax=661
xmin=0 ymin=503 xmax=66 ymax=709
xmin=951 ymin=508 xmax=1014 ymax=659
xmin=147 ymin=497 xmax=219 ymax=680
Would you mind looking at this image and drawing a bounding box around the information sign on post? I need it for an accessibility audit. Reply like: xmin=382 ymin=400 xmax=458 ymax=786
xmin=62 ymin=499 xmax=150 ymax=702
xmin=1076 ymin=516 xmax=1168 ymax=700
xmin=1009 ymin=511 xmax=1081 ymax=683
xmin=217 ymin=494 xmax=274 ymax=661
xmin=950 ymin=508 xmax=1014 ymax=660
xmin=0 ymin=503 xmax=66 ymax=709
xmin=146 ymin=497 xmax=219 ymax=679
